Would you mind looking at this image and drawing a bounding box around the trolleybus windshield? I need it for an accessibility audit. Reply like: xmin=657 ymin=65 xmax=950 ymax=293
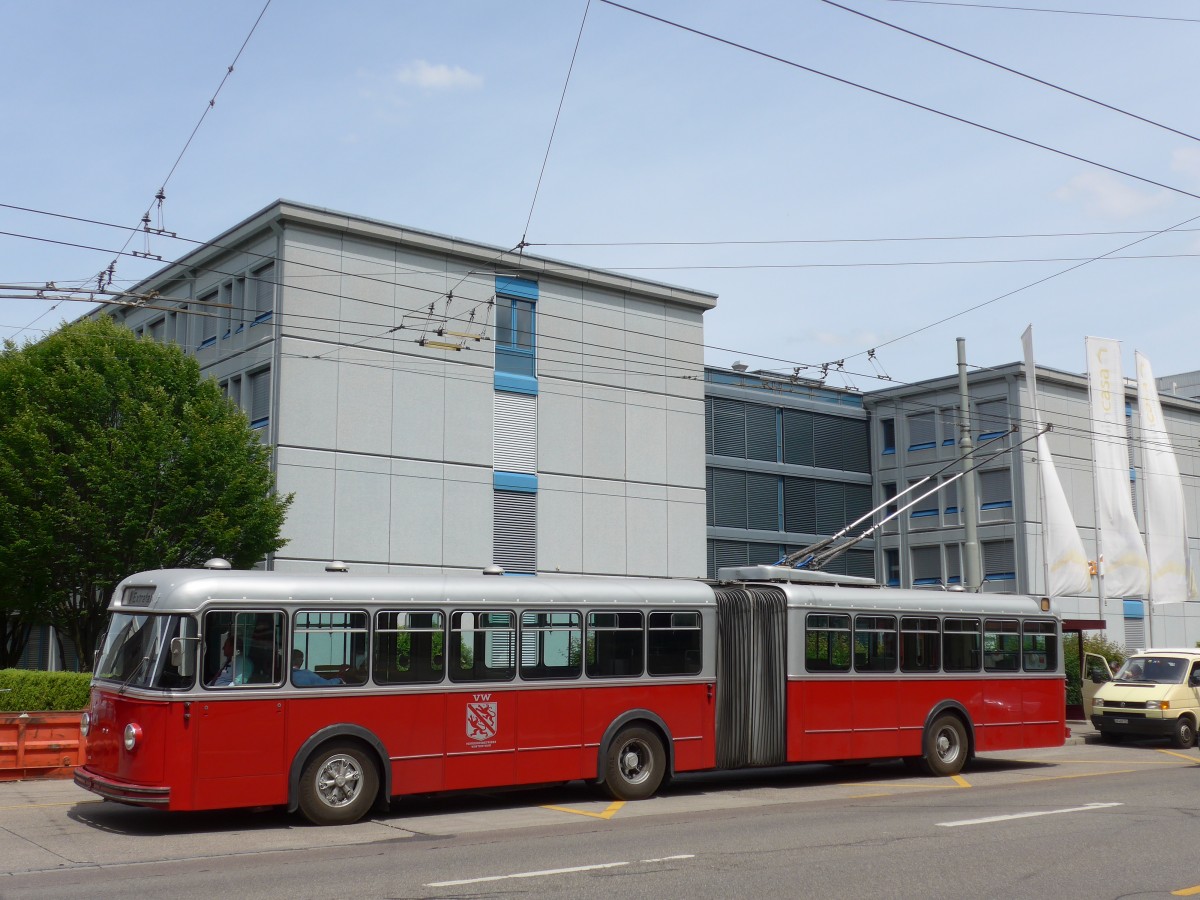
xmin=94 ymin=613 xmax=196 ymax=690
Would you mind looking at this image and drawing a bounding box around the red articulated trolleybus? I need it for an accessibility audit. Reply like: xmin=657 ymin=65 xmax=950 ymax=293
xmin=74 ymin=562 xmax=1065 ymax=825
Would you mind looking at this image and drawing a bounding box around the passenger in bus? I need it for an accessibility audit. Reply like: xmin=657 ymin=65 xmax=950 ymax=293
xmin=210 ymin=635 xmax=255 ymax=686
xmin=291 ymin=649 xmax=343 ymax=687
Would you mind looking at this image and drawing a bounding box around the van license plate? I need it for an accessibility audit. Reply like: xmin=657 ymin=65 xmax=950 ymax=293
xmin=1114 ymin=717 xmax=1129 ymax=724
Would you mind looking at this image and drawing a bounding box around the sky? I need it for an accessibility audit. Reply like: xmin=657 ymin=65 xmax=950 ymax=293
xmin=3 ymin=0 xmax=1200 ymax=391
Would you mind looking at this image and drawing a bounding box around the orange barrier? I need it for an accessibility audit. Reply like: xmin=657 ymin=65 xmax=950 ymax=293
xmin=0 ymin=712 xmax=86 ymax=781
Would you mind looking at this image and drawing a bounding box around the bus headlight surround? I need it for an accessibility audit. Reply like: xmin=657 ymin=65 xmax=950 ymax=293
xmin=123 ymin=723 xmax=142 ymax=752
xmin=80 ymin=712 xmax=91 ymax=737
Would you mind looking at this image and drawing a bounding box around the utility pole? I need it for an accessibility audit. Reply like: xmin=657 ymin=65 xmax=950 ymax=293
xmin=958 ymin=338 xmax=982 ymax=591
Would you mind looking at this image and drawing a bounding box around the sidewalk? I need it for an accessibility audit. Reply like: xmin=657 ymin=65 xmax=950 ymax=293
xmin=1066 ymin=720 xmax=1100 ymax=745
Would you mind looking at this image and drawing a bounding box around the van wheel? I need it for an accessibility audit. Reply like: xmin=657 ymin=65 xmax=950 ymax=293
xmin=1172 ymin=717 xmax=1196 ymax=749
xmin=603 ymin=726 xmax=665 ymax=801
xmin=298 ymin=743 xmax=379 ymax=825
xmin=920 ymin=714 xmax=968 ymax=777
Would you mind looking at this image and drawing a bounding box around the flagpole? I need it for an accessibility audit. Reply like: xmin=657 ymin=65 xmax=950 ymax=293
xmin=1087 ymin=340 xmax=1107 ymax=624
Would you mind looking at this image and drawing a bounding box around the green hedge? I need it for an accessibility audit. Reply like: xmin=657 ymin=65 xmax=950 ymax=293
xmin=0 ymin=669 xmax=92 ymax=712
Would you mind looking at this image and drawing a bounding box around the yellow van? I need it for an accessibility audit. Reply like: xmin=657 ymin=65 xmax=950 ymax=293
xmin=1089 ymin=649 xmax=1200 ymax=748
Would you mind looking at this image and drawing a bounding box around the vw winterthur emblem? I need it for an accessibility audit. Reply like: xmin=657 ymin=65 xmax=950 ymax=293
xmin=466 ymin=701 xmax=498 ymax=741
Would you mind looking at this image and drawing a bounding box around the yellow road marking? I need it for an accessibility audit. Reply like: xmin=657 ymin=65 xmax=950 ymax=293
xmin=1157 ymin=748 xmax=1200 ymax=763
xmin=951 ymin=775 xmax=971 ymax=788
xmin=847 ymin=793 xmax=893 ymax=798
xmin=540 ymin=800 xmax=626 ymax=820
xmin=1172 ymin=885 xmax=1200 ymax=896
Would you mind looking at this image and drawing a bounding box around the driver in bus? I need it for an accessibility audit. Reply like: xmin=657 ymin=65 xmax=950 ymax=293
xmin=290 ymin=649 xmax=343 ymax=687
xmin=210 ymin=634 xmax=255 ymax=686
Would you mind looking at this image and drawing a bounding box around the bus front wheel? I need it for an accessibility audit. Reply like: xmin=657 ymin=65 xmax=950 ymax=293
xmin=920 ymin=714 xmax=968 ymax=777
xmin=298 ymin=742 xmax=379 ymax=825
xmin=603 ymin=726 xmax=665 ymax=801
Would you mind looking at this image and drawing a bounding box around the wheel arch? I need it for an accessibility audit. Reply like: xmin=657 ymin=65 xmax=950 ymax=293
xmin=287 ymin=724 xmax=391 ymax=813
xmin=594 ymin=709 xmax=674 ymax=784
xmin=924 ymin=701 xmax=976 ymax=758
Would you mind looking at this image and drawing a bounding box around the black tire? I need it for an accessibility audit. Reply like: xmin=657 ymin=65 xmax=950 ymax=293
xmin=603 ymin=726 xmax=666 ymax=801
xmin=1173 ymin=717 xmax=1196 ymax=749
xmin=920 ymin=714 xmax=968 ymax=777
xmin=297 ymin=742 xmax=379 ymax=825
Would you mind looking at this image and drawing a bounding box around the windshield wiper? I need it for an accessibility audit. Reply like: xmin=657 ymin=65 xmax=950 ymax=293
xmin=118 ymin=655 xmax=151 ymax=696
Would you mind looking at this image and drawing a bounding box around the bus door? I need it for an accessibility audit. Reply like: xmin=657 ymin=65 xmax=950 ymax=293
xmin=713 ymin=587 xmax=787 ymax=769
xmin=195 ymin=611 xmax=287 ymax=809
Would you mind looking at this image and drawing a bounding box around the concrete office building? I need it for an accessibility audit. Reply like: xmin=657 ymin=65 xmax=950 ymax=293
xmin=866 ymin=362 xmax=1200 ymax=648
xmin=703 ymin=366 xmax=875 ymax=580
xmin=85 ymin=200 xmax=716 ymax=580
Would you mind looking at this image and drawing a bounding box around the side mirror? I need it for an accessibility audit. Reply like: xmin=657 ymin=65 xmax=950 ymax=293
xmin=1191 ymin=672 xmax=1200 ymax=688
xmin=170 ymin=636 xmax=195 ymax=675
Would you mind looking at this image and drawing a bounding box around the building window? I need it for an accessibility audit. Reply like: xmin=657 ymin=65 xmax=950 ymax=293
xmin=976 ymin=399 xmax=1008 ymax=441
xmin=197 ymin=289 xmax=218 ymax=349
xmin=884 ymin=548 xmax=901 ymax=587
xmin=982 ymin=539 xmax=1016 ymax=583
xmin=911 ymin=545 xmax=942 ymax=585
xmin=493 ymin=489 xmax=536 ymax=574
xmin=942 ymin=477 xmax=959 ymax=525
xmin=979 ymin=468 xmax=1013 ymax=522
xmin=907 ymin=413 xmax=936 ymax=451
xmin=495 ymin=294 xmax=535 ymax=379
xmin=251 ymin=263 xmax=274 ymax=325
xmin=908 ymin=479 xmax=938 ymax=526
xmin=940 ymin=407 xmax=959 ymax=446
xmin=880 ymin=418 xmax=896 ymax=455
xmin=946 ymin=542 xmax=962 ymax=585
xmin=882 ymin=482 xmax=898 ymax=534
xmin=248 ymin=368 xmax=270 ymax=431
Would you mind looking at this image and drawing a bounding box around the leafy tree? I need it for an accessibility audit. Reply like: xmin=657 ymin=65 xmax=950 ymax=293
xmin=1064 ymin=632 xmax=1127 ymax=705
xmin=0 ymin=318 xmax=292 ymax=668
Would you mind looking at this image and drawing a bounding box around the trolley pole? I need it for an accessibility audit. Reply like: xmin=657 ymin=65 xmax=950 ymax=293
xmin=958 ymin=338 xmax=982 ymax=592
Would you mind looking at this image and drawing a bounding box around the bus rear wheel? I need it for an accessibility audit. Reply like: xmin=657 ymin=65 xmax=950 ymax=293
xmin=298 ymin=742 xmax=379 ymax=825
xmin=920 ymin=714 xmax=968 ymax=777
xmin=603 ymin=726 xmax=665 ymax=801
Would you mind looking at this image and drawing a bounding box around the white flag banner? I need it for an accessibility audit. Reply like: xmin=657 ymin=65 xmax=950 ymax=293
xmin=1086 ymin=336 xmax=1148 ymax=598
xmin=1136 ymin=351 xmax=1190 ymax=604
xmin=1022 ymin=326 xmax=1091 ymax=596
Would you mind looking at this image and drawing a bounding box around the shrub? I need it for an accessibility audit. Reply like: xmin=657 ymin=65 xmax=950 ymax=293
xmin=0 ymin=669 xmax=91 ymax=712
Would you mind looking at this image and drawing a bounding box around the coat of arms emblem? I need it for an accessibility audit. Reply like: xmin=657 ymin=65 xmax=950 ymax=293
xmin=466 ymin=701 xmax=498 ymax=741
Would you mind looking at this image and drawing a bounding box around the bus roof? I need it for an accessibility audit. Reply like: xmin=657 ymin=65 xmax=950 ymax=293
xmin=110 ymin=569 xmax=717 ymax=613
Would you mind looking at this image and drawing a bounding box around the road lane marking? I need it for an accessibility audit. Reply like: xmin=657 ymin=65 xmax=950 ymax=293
xmin=937 ymin=801 xmax=1122 ymax=827
xmin=0 ymin=800 xmax=103 ymax=810
xmin=641 ymin=854 xmax=695 ymax=863
xmin=1156 ymin=748 xmax=1200 ymax=763
xmin=1173 ymin=885 xmax=1200 ymax=896
xmin=540 ymin=800 xmax=626 ymax=820
xmin=951 ymin=775 xmax=971 ymax=788
xmin=428 ymin=862 xmax=628 ymax=887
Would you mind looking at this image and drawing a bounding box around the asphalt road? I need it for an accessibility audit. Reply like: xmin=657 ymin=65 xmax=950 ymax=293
xmin=3 ymin=739 xmax=1200 ymax=899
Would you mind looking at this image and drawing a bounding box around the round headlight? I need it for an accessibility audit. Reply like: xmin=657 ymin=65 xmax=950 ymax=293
xmin=1093 ymin=699 xmax=1104 ymax=708
xmin=123 ymin=723 xmax=142 ymax=751
xmin=80 ymin=712 xmax=91 ymax=737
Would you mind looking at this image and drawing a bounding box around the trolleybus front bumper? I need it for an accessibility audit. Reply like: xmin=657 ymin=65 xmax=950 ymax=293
xmin=74 ymin=767 xmax=170 ymax=807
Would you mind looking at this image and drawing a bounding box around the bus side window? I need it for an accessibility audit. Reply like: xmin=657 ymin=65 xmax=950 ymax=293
xmin=647 ymin=611 xmax=702 ymax=676
xmin=374 ymin=611 xmax=444 ymax=685
xmin=294 ymin=610 xmax=369 ymax=687
xmin=449 ymin=611 xmax=516 ymax=683
xmin=806 ymin=614 xmax=851 ymax=672
xmin=1022 ymin=620 xmax=1058 ymax=672
xmin=984 ymin=619 xmax=1020 ymax=671
xmin=900 ymin=617 xmax=940 ymax=673
xmin=853 ymin=615 xmax=896 ymax=672
xmin=943 ymin=618 xmax=981 ymax=672
xmin=519 ymin=611 xmax=582 ymax=680
xmin=586 ymin=611 xmax=644 ymax=678
xmin=203 ymin=610 xmax=284 ymax=688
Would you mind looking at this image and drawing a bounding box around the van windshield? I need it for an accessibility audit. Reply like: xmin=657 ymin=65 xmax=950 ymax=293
xmin=1114 ymin=656 xmax=1187 ymax=685
xmin=94 ymin=613 xmax=198 ymax=690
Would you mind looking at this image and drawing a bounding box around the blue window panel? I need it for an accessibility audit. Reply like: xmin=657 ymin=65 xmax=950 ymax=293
xmin=198 ymin=336 xmax=216 ymax=350
xmin=910 ymin=509 xmax=938 ymax=518
xmin=496 ymin=276 xmax=538 ymax=300
xmin=1123 ymin=599 xmax=1145 ymax=619
xmin=981 ymin=501 xmax=1013 ymax=510
xmin=908 ymin=441 xmax=936 ymax=451
xmin=979 ymin=430 xmax=1007 ymax=440
xmin=886 ymin=577 xmax=900 ymax=587
xmin=913 ymin=577 xmax=942 ymax=586
xmin=942 ymin=438 xmax=956 ymax=446
xmin=495 ymin=370 xmax=538 ymax=394
xmin=494 ymin=472 xmax=538 ymax=493
xmin=947 ymin=575 xmax=962 ymax=584
xmin=984 ymin=572 xmax=1016 ymax=581
xmin=882 ymin=447 xmax=896 ymax=455
xmin=944 ymin=506 xmax=959 ymax=514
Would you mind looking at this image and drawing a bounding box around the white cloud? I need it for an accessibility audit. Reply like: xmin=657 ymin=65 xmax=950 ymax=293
xmin=394 ymin=60 xmax=483 ymax=90
xmin=1053 ymin=171 xmax=1170 ymax=219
